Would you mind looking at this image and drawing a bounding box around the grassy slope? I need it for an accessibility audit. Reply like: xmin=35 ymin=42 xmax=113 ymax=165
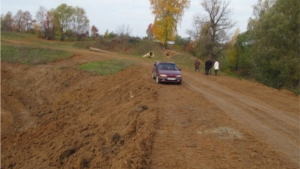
xmin=70 ymin=34 xmax=199 ymax=70
xmin=1 ymin=32 xmax=194 ymax=69
xmin=1 ymin=32 xmax=198 ymax=72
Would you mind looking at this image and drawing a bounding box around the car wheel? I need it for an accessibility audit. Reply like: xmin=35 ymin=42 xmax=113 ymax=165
xmin=152 ymin=72 xmax=155 ymax=79
xmin=156 ymin=76 xmax=160 ymax=84
xmin=178 ymin=81 xmax=182 ymax=85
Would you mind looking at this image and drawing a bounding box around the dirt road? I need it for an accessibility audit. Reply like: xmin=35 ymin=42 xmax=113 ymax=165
xmin=1 ymin=48 xmax=299 ymax=169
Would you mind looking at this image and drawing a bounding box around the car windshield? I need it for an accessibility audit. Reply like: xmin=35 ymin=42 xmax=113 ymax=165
xmin=158 ymin=63 xmax=177 ymax=70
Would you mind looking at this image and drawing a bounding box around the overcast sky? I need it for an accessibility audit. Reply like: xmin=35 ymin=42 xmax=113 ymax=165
xmin=1 ymin=0 xmax=258 ymax=38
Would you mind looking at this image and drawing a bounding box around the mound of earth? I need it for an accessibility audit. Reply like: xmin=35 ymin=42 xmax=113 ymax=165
xmin=1 ymin=49 xmax=299 ymax=169
xmin=1 ymin=60 xmax=160 ymax=168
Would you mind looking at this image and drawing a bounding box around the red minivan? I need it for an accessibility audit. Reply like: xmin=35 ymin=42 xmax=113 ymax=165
xmin=152 ymin=61 xmax=182 ymax=84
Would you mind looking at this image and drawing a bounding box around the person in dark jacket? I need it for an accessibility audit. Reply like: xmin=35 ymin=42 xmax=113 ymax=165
xmin=205 ymin=59 xmax=213 ymax=75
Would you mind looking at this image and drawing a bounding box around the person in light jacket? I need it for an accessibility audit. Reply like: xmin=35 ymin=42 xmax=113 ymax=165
xmin=213 ymin=60 xmax=219 ymax=76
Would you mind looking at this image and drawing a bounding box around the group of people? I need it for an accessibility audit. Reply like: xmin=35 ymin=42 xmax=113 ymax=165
xmin=194 ymin=58 xmax=219 ymax=76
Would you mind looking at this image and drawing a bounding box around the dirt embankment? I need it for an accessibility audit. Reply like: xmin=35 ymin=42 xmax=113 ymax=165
xmin=1 ymin=60 xmax=160 ymax=168
xmin=1 ymin=50 xmax=299 ymax=169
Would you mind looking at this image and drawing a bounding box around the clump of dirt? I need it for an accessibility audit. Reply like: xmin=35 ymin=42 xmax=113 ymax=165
xmin=1 ymin=62 xmax=160 ymax=169
xmin=164 ymin=50 xmax=179 ymax=60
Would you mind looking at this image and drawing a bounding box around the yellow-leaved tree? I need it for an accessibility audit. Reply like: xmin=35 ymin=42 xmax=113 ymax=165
xmin=149 ymin=0 xmax=190 ymax=47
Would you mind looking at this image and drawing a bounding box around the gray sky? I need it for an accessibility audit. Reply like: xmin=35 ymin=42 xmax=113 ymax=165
xmin=1 ymin=0 xmax=257 ymax=38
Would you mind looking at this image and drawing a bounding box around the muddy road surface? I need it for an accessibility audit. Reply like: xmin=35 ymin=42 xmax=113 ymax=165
xmin=1 ymin=49 xmax=299 ymax=169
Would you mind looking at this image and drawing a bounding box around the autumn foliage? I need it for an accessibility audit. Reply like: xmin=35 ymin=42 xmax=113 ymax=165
xmin=91 ymin=25 xmax=99 ymax=39
xmin=146 ymin=23 xmax=153 ymax=40
xmin=149 ymin=0 xmax=190 ymax=46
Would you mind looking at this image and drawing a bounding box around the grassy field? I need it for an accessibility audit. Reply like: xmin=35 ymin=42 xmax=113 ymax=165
xmin=1 ymin=32 xmax=75 ymax=64
xmin=78 ymin=59 xmax=136 ymax=75
xmin=1 ymin=45 xmax=71 ymax=64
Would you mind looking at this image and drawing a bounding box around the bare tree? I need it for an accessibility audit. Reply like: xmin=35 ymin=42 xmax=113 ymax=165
xmin=36 ymin=6 xmax=54 ymax=39
xmin=36 ymin=6 xmax=47 ymax=38
xmin=115 ymin=24 xmax=132 ymax=43
xmin=22 ymin=11 xmax=33 ymax=31
xmin=14 ymin=10 xmax=25 ymax=32
xmin=188 ymin=0 xmax=235 ymax=59
xmin=70 ymin=7 xmax=90 ymax=40
xmin=91 ymin=25 xmax=99 ymax=40
xmin=1 ymin=12 xmax=14 ymax=32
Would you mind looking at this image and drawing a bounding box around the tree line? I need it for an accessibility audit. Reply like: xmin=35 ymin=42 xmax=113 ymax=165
xmin=1 ymin=4 xmax=91 ymax=41
xmin=226 ymin=0 xmax=299 ymax=94
xmin=1 ymin=3 xmax=136 ymax=42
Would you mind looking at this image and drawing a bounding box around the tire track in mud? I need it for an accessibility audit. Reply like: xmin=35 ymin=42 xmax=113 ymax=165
xmin=183 ymin=74 xmax=300 ymax=165
xmin=149 ymin=85 xmax=206 ymax=169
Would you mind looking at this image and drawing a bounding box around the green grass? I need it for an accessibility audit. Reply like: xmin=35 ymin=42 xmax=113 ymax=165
xmin=78 ymin=59 xmax=135 ymax=75
xmin=170 ymin=54 xmax=196 ymax=70
xmin=1 ymin=45 xmax=71 ymax=64
xmin=1 ymin=32 xmax=78 ymax=49
xmin=1 ymin=32 xmax=37 ymax=40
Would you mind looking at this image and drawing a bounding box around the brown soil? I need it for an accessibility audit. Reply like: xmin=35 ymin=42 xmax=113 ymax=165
xmin=1 ymin=47 xmax=299 ymax=169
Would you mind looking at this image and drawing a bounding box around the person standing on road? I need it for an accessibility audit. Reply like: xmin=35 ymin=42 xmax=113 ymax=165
xmin=194 ymin=59 xmax=200 ymax=72
xmin=213 ymin=59 xmax=219 ymax=76
xmin=205 ymin=59 xmax=213 ymax=75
